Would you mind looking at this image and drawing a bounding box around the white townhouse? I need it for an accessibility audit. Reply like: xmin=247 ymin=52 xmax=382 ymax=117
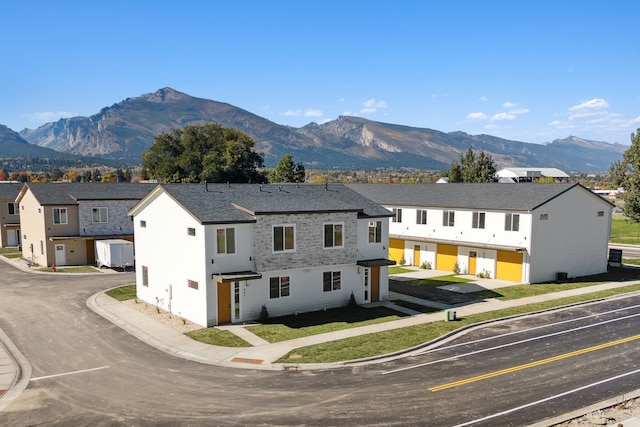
xmin=347 ymin=183 xmax=614 ymax=284
xmin=128 ymin=183 xmax=394 ymax=327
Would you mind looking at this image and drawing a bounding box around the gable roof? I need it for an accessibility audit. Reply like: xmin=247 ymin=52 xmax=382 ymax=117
xmin=0 ymin=183 xmax=22 ymax=201
xmin=16 ymin=183 xmax=154 ymax=205
xmin=495 ymin=167 xmax=570 ymax=179
xmin=346 ymin=183 xmax=612 ymax=211
xmin=130 ymin=183 xmax=392 ymax=224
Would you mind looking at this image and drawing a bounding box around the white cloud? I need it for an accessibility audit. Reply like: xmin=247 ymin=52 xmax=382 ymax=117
xmin=502 ymin=102 xmax=517 ymax=108
xmin=361 ymin=99 xmax=388 ymax=109
xmin=284 ymin=110 xmax=302 ymax=117
xmin=303 ymin=109 xmax=323 ymax=117
xmin=360 ymin=108 xmax=377 ymax=113
xmin=569 ymin=98 xmax=610 ymax=111
xmin=509 ymin=108 xmax=530 ymax=115
xmin=22 ymin=111 xmax=77 ymax=123
xmin=490 ymin=112 xmax=517 ymax=122
xmin=479 ymin=96 xmax=488 ymax=102
xmin=467 ymin=112 xmax=489 ymax=120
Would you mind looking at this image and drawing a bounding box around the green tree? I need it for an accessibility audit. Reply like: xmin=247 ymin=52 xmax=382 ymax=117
xmin=142 ymin=123 xmax=267 ymax=183
xmin=610 ymin=129 xmax=640 ymax=222
xmin=448 ymin=148 xmax=496 ymax=183
xmin=270 ymin=154 xmax=306 ymax=183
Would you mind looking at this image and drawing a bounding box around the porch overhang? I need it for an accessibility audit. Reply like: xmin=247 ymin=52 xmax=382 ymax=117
xmin=47 ymin=234 xmax=134 ymax=242
xmin=357 ymin=258 xmax=396 ymax=267
xmin=390 ymin=234 xmax=526 ymax=253
xmin=2 ymin=223 xmax=20 ymax=229
xmin=212 ymin=271 xmax=262 ymax=282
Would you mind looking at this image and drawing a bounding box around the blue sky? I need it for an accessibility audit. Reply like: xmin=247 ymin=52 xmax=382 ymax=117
xmin=2 ymin=1 xmax=639 ymax=145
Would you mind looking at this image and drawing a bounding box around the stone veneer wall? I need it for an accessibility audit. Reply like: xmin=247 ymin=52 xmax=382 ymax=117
xmin=79 ymin=200 xmax=138 ymax=236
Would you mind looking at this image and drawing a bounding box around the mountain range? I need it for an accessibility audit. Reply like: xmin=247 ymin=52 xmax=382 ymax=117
xmin=1 ymin=87 xmax=629 ymax=171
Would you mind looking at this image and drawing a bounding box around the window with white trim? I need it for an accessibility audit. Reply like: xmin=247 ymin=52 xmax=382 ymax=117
xmin=53 ymin=208 xmax=68 ymax=225
xmin=416 ymin=209 xmax=427 ymax=225
xmin=505 ymin=213 xmax=520 ymax=231
xmin=269 ymin=276 xmax=290 ymax=299
xmin=92 ymin=207 xmax=108 ymax=223
xmin=216 ymin=228 xmax=236 ymax=254
xmin=273 ymin=225 xmax=295 ymax=252
xmin=7 ymin=203 xmax=18 ymax=215
xmin=188 ymin=279 xmax=199 ymax=290
xmin=392 ymin=208 xmax=402 ymax=223
xmin=472 ymin=212 xmax=485 ymax=229
xmin=442 ymin=210 xmax=455 ymax=227
xmin=323 ymin=271 xmax=341 ymax=292
xmin=324 ymin=223 xmax=343 ymax=248
xmin=368 ymin=221 xmax=382 ymax=243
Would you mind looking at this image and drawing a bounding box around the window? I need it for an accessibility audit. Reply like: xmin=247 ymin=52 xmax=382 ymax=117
xmin=540 ymin=213 xmax=549 ymax=221
xmin=142 ymin=266 xmax=149 ymax=286
xmin=53 ymin=208 xmax=68 ymax=225
xmin=8 ymin=203 xmax=18 ymax=215
xmin=92 ymin=207 xmax=108 ymax=223
xmin=368 ymin=221 xmax=382 ymax=243
xmin=216 ymin=228 xmax=236 ymax=254
xmin=472 ymin=212 xmax=485 ymax=229
xmin=269 ymin=276 xmax=290 ymax=298
xmin=392 ymin=208 xmax=402 ymax=223
xmin=443 ymin=210 xmax=455 ymax=227
xmin=140 ymin=220 xmax=147 ymax=228
xmin=324 ymin=223 xmax=343 ymax=248
xmin=188 ymin=279 xmax=199 ymax=290
xmin=40 ymin=240 xmax=44 ymax=255
xmin=323 ymin=271 xmax=341 ymax=292
xmin=416 ymin=209 xmax=427 ymax=225
xmin=187 ymin=227 xmax=196 ymax=236
xmin=273 ymin=225 xmax=295 ymax=252
xmin=505 ymin=213 xmax=520 ymax=231
xmin=597 ymin=211 xmax=604 ymax=217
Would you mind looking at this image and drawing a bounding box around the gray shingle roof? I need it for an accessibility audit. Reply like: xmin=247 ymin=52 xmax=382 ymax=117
xmin=0 ymin=183 xmax=21 ymax=201
xmin=346 ymin=183 xmax=604 ymax=211
xmin=158 ymin=183 xmax=393 ymax=224
xmin=21 ymin=183 xmax=154 ymax=205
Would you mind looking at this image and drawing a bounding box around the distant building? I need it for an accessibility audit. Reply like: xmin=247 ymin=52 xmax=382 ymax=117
xmin=494 ymin=167 xmax=570 ymax=183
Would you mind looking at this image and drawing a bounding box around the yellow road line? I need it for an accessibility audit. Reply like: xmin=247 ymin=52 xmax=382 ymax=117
xmin=429 ymin=333 xmax=640 ymax=392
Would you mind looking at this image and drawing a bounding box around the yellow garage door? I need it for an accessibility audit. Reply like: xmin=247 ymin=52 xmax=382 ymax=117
xmin=436 ymin=244 xmax=458 ymax=272
xmin=496 ymin=251 xmax=523 ymax=282
xmin=389 ymin=239 xmax=405 ymax=264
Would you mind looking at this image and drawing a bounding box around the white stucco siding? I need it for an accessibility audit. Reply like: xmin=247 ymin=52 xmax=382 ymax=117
xmin=529 ymin=187 xmax=612 ymax=283
xmin=355 ymin=217 xmax=389 ymax=261
xmin=241 ymin=264 xmax=364 ymax=320
xmin=133 ymin=192 xmax=209 ymax=327
xmin=205 ymin=223 xmax=255 ymax=274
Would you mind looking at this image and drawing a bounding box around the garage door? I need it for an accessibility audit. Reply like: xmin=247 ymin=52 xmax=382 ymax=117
xmin=496 ymin=251 xmax=523 ymax=282
xmin=436 ymin=244 xmax=458 ymax=272
xmin=389 ymin=239 xmax=405 ymax=264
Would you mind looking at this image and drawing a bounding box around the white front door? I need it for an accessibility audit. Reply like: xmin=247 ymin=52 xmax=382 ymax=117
xmin=55 ymin=244 xmax=66 ymax=266
xmin=7 ymin=230 xmax=19 ymax=247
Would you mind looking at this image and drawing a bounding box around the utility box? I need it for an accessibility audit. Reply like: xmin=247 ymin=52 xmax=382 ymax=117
xmin=445 ymin=310 xmax=457 ymax=321
xmin=95 ymin=239 xmax=134 ymax=269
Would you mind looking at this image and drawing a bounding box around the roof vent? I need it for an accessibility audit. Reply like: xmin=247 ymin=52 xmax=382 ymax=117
xmin=278 ymin=186 xmax=282 ymax=192
xmin=259 ymin=184 xmax=263 ymax=192
xmin=205 ymin=181 xmax=208 ymax=192
xmin=325 ymin=182 xmax=328 ymax=191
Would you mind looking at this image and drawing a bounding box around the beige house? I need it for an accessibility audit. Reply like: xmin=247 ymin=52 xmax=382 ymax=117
xmin=0 ymin=183 xmax=22 ymax=247
xmin=16 ymin=183 xmax=152 ymax=267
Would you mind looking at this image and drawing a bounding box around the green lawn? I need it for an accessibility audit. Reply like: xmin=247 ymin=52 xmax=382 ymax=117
xmin=391 ymin=300 xmax=441 ymax=313
xmin=105 ymin=284 xmax=137 ymax=301
xmin=389 ymin=266 xmax=414 ymax=275
xmin=247 ymin=306 xmax=409 ymax=343
xmin=185 ymin=328 xmax=251 ymax=347
xmin=611 ymin=218 xmax=640 ymax=244
xmin=37 ymin=266 xmax=101 ymax=273
xmin=412 ymin=274 xmax=474 ymax=287
xmin=0 ymin=247 xmax=20 ymax=255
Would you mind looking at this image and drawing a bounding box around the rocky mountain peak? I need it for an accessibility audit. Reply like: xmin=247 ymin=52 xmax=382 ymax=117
xmin=139 ymin=87 xmax=189 ymax=103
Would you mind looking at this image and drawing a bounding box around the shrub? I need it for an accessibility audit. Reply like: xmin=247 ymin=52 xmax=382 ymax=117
xmin=258 ymin=304 xmax=269 ymax=323
xmin=348 ymin=292 xmax=358 ymax=307
xmin=399 ymin=256 xmax=406 ymax=266
xmin=453 ymin=262 xmax=461 ymax=275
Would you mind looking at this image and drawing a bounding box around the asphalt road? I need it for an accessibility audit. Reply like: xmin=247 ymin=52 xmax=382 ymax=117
xmin=610 ymin=243 xmax=640 ymax=259
xmin=1 ymin=261 xmax=640 ymax=426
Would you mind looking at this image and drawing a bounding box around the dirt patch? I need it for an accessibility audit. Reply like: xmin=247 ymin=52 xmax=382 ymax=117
xmin=552 ymin=396 xmax=640 ymax=426
xmin=122 ymin=299 xmax=202 ymax=334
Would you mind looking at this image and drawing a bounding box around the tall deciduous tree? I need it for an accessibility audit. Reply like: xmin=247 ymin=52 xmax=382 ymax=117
xmin=448 ymin=148 xmax=496 ymax=182
xmin=270 ymin=154 xmax=306 ymax=183
xmin=610 ymin=129 xmax=640 ymax=222
xmin=142 ymin=123 xmax=267 ymax=183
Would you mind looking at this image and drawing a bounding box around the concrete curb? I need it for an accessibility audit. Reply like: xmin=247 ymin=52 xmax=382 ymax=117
xmin=0 ymin=326 xmax=32 ymax=413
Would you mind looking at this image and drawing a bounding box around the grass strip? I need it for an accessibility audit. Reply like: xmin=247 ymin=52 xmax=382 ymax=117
xmin=392 ymin=300 xmax=442 ymax=313
xmin=0 ymin=248 xmax=20 ymax=255
xmin=389 ymin=266 xmax=415 ymax=275
xmin=276 ymin=283 xmax=640 ymax=364
xmin=37 ymin=266 xmax=101 ymax=273
xmin=105 ymin=284 xmax=137 ymax=301
xmin=185 ymin=328 xmax=251 ymax=347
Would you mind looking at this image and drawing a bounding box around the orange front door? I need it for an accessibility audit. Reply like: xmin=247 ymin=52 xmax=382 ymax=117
xmin=469 ymin=251 xmax=477 ymax=275
xmin=413 ymin=245 xmax=421 ymax=267
xmin=217 ymin=282 xmax=231 ymax=324
xmin=371 ymin=267 xmax=380 ymax=302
